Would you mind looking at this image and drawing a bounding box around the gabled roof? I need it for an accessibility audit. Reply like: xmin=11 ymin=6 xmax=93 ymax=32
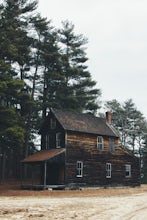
xmin=21 ymin=149 xmax=65 ymax=163
xmin=51 ymin=108 xmax=119 ymax=137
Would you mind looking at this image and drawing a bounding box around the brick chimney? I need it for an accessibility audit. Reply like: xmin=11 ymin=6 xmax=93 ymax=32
xmin=106 ymin=111 xmax=112 ymax=124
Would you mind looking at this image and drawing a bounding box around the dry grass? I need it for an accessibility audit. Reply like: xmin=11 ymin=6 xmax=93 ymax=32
xmin=0 ymin=180 xmax=147 ymax=198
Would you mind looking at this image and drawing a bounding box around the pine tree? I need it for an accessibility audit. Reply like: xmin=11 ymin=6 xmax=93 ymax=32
xmin=57 ymin=20 xmax=101 ymax=114
xmin=30 ymin=16 xmax=63 ymax=119
xmin=30 ymin=14 xmax=49 ymax=99
xmin=105 ymin=99 xmax=147 ymax=153
xmin=37 ymin=20 xmax=101 ymax=117
xmin=0 ymin=0 xmax=37 ymax=179
xmin=0 ymin=71 xmax=33 ymax=179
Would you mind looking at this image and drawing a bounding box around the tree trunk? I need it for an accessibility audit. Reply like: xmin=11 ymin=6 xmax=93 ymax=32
xmin=1 ymin=151 xmax=6 ymax=181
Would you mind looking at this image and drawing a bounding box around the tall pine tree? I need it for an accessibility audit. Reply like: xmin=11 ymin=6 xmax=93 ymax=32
xmin=57 ymin=20 xmax=101 ymax=114
xmin=39 ymin=20 xmax=101 ymax=115
xmin=0 ymin=0 xmax=37 ymax=179
xmin=105 ymin=99 xmax=147 ymax=154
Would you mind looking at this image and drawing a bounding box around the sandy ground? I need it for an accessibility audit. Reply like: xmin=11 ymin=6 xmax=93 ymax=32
xmin=0 ymin=183 xmax=147 ymax=220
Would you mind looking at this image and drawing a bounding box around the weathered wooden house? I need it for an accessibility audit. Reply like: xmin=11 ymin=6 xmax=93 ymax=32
xmin=21 ymin=108 xmax=140 ymax=189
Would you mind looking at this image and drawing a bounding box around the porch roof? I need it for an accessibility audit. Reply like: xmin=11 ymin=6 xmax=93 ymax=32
xmin=21 ymin=148 xmax=65 ymax=163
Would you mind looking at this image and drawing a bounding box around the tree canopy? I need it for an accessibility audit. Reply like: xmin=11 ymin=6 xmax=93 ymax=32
xmin=0 ymin=0 xmax=101 ymax=179
xmin=105 ymin=99 xmax=147 ymax=153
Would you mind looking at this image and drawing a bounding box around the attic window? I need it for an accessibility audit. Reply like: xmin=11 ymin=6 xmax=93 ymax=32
xmin=97 ymin=136 xmax=103 ymax=150
xmin=56 ymin=132 xmax=62 ymax=148
xmin=50 ymin=118 xmax=56 ymax=129
xmin=45 ymin=134 xmax=50 ymax=149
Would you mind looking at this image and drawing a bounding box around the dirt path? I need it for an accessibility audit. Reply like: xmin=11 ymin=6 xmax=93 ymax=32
xmin=0 ymin=192 xmax=147 ymax=219
xmin=0 ymin=184 xmax=147 ymax=219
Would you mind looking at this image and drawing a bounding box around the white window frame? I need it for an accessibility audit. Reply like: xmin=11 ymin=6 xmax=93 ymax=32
xmin=56 ymin=132 xmax=62 ymax=148
xmin=109 ymin=138 xmax=115 ymax=151
xmin=76 ymin=161 xmax=83 ymax=177
xmin=97 ymin=136 xmax=103 ymax=150
xmin=125 ymin=164 xmax=131 ymax=178
xmin=50 ymin=118 xmax=56 ymax=129
xmin=106 ymin=163 xmax=111 ymax=178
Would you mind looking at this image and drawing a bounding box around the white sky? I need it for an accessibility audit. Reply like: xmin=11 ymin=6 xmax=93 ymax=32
xmin=38 ymin=0 xmax=147 ymax=117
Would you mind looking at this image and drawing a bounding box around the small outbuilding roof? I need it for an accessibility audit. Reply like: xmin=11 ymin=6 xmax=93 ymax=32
xmin=21 ymin=148 xmax=65 ymax=163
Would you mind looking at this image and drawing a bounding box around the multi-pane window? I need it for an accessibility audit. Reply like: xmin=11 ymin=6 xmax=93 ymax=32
xmin=56 ymin=132 xmax=62 ymax=148
xmin=109 ymin=138 xmax=115 ymax=151
xmin=106 ymin=163 xmax=111 ymax=178
xmin=97 ymin=136 xmax=103 ymax=150
xmin=45 ymin=134 xmax=50 ymax=149
xmin=125 ymin=164 xmax=131 ymax=177
xmin=76 ymin=161 xmax=83 ymax=177
xmin=50 ymin=118 xmax=56 ymax=129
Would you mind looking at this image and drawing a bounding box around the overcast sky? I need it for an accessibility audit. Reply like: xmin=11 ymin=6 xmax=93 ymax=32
xmin=38 ymin=0 xmax=147 ymax=117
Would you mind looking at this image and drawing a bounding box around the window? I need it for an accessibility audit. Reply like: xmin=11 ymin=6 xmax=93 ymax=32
xmin=76 ymin=161 xmax=83 ymax=177
xmin=109 ymin=138 xmax=115 ymax=151
xmin=50 ymin=118 xmax=56 ymax=129
xmin=125 ymin=164 xmax=131 ymax=178
xmin=106 ymin=163 xmax=111 ymax=178
xmin=56 ymin=132 xmax=62 ymax=148
xmin=97 ymin=136 xmax=103 ymax=150
xmin=45 ymin=134 xmax=50 ymax=149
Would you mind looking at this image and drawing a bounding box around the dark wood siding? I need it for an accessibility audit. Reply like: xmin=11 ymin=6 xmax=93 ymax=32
xmin=65 ymin=131 xmax=140 ymax=186
xmin=41 ymin=113 xmax=65 ymax=150
xmin=39 ymin=111 xmax=140 ymax=187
